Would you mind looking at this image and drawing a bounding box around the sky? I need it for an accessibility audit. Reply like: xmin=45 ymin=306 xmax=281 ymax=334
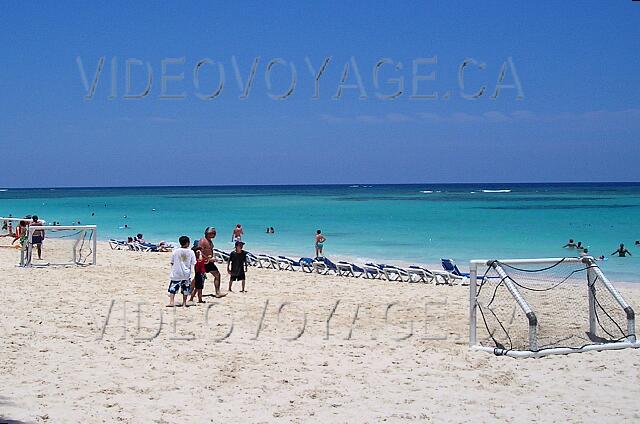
xmin=1 ymin=1 xmax=639 ymax=187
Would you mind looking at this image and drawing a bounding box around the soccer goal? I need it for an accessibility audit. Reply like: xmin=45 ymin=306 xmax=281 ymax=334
xmin=20 ymin=225 xmax=97 ymax=267
xmin=469 ymin=257 xmax=638 ymax=358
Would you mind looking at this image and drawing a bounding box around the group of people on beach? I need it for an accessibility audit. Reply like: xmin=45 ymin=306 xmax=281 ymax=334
xmin=165 ymin=225 xmax=327 ymax=307
xmin=563 ymin=238 xmax=635 ymax=258
xmin=166 ymin=227 xmax=249 ymax=307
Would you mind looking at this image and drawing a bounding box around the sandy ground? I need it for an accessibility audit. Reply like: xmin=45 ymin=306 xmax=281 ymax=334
xmin=1 ymin=240 xmax=639 ymax=423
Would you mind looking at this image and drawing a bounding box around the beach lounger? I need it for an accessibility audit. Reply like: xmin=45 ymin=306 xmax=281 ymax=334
xmin=257 ymin=254 xmax=279 ymax=269
xmin=380 ymin=264 xmax=410 ymax=282
xmin=246 ymin=252 xmax=260 ymax=267
xmin=364 ymin=263 xmax=408 ymax=281
xmin=362 ymin=263 xmax=384 ymax=279
xmin=108 ymin=239 xmax=128 ymax=250
xmin=441 ymin=259 xmax=473 ymax=285
xmin=299 ymin=257 xmax=314 ymax=273
xmin=406 ymin=265 xmax=434 ymax=283
xmin=213 ymin=248 xmax=230 ymax=263
xmin=407 ymin=265 xmax=447 ymax=284
xmin=277 ymin=256 xmax=301 ymax=271
xmin=312 ymin=257 xmax=339 ymax=275
xmin=336 ymin=261 xmax=366 ymax=277
xmin=130 ymin=242 xmax=152 ymax=252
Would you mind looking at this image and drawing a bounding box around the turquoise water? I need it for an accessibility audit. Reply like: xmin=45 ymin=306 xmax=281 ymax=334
xmin=1 ymin=183 xmax=639 ymax=281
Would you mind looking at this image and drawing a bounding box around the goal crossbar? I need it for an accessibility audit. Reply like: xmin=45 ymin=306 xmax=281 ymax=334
xmin=469 ymin=257 xmax=639 ymax=358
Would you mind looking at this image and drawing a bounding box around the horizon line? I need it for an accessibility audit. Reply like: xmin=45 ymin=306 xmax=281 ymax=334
xmin=2 ymin=181 xmax=640 ymax=190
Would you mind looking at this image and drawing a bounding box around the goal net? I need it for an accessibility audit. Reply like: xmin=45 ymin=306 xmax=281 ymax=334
xmin=469 ymin=257 xmax=638 ymax=358
xmin=21 ymin=225 xmax=97 ymax=267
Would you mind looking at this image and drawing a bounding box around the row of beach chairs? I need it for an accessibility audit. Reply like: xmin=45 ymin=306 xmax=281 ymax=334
xmin=223 ymin=251 xmax=468 ymax=285
xmin=109 ymin=238 xmax=470 ymax=285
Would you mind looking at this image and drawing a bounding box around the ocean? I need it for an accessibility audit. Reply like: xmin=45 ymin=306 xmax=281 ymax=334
xmin=1 ymin=183 xmax=639 ymax=281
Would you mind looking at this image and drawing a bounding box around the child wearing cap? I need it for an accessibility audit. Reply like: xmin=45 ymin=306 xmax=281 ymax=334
xmin=228 ymin=241 xmax=248 ymax=293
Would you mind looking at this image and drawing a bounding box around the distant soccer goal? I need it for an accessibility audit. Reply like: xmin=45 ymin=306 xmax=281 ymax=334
xmin=469 ymin=257 xmax=638 ymax=358
xmin=21 ymin=225 xmax=97 ymax=267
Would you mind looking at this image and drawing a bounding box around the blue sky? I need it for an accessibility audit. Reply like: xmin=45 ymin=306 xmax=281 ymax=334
xmin=1 ymin=1 xmax=639 ymax=187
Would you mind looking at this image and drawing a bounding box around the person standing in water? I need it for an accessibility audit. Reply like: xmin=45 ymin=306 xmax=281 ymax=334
xmin=232 ymin=224 xmax=244 ymax=242
xmin=611 ymin=243 xmax=632 ymax=257
xmin=315 ymin=229 xmax=326 ymax=258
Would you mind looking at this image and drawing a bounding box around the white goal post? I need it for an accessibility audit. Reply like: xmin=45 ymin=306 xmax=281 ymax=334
xmin=469 ymin=257 xmax=639 ymax=358
xmin=20 ymin=225 xmax=97 ymax=267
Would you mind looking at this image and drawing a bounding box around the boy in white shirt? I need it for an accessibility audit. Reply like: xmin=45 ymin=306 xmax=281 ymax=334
xmin=167 ymin=236 xmax=196 ymax=307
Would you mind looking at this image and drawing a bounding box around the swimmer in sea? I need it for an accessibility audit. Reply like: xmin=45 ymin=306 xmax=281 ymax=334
xmin=563 ymin=239 xmax=576 ymax=248
xmin=611 ymin=243 xmax=632 ymax=257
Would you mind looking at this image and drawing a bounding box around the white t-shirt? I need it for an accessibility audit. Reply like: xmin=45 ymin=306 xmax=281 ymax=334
xmin=169 ymin=248 xmax=196 ymax=281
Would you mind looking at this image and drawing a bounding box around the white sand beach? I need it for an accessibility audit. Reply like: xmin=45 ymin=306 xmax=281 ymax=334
xmin=1 ymin=242 xmax=639 ymax=423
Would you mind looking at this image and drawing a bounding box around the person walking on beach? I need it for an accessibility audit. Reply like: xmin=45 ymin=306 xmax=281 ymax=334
xmin=228 ymin=241 xmax=248 ymax=293
xmin=315 ymin=229 xmax=326 ymax=258
xmin=167 ymin=236 xmax=195 ymax=307
xmin=198 ymin=227 xmax=226 ymax=297
xmin=611 ymin=243 xmax=632 ymax=257
xmin=30 ymin=215 xmax=44 ymax=259
xmin=232 ymin=224 xmax=244 ymax=242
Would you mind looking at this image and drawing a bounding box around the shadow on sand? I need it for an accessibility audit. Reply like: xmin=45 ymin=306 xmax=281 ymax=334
xmin=0 ymin=396 xmax=32 ymax=424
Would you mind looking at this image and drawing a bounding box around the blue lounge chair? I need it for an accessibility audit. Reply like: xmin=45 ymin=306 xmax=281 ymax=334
xmin=336 ymin=261 xmax=366 ymax=277
xmin=380 ymin=264 xmax=410 ymax=282
xmin=441 ymin=259 xmax=477 ymax=285
xmin=108 ymin=239 xmax=128 ymax=250
xmin=364 ymin=263 xmax=409 ymax=281
xmin=246 ymin=251 xmax=260 ymax=267
xmin=441 ymin=259 xmax=467 ymax=276
xmin=257 ymin=254 xmax=279 ymax=269
xmin=362 ymin=263 xmax=384 ymax=279
xmin=408 ymin=265 xmax=456 ymax=285
xmin=277 ymin=255 xmax=301 ymax=271
xmin=312 ymin=257 xmax=339 ymax=275
xmin=299 ymin=257 xmax=314 ymax=273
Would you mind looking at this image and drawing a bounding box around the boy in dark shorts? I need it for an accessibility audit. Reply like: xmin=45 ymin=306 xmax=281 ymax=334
xmin=228 ymin=241 xmax=248 ymax=293
xmin=189 ymin=246 xmax=207 ymax=303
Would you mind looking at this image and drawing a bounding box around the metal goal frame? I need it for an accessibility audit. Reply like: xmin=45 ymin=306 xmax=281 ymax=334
xmin=20 ymin=225 xmax=97 ymax=267
xmin=469 ymin=257 xmax=639 ymax=358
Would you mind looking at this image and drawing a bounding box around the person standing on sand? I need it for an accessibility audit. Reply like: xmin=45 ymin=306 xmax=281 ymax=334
xmin=611 ymin=243 xmax=632 ymax=257
xmin=189 ymin=246 xmax=207 ymax=303
xmin=167 ymin=236 xmax=195 ymax=307
xmin=315 ymin=229 xmax=326 ymax=258
xmin=232 ymin=224 xmax=244 ymax=242
xmin=228 ymin=241 xmax=248 ymax=293
xmin=30 ymin=215 xmax=45 ymax=260
xmin=198 ymin=227 xmax=226 ymax=297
